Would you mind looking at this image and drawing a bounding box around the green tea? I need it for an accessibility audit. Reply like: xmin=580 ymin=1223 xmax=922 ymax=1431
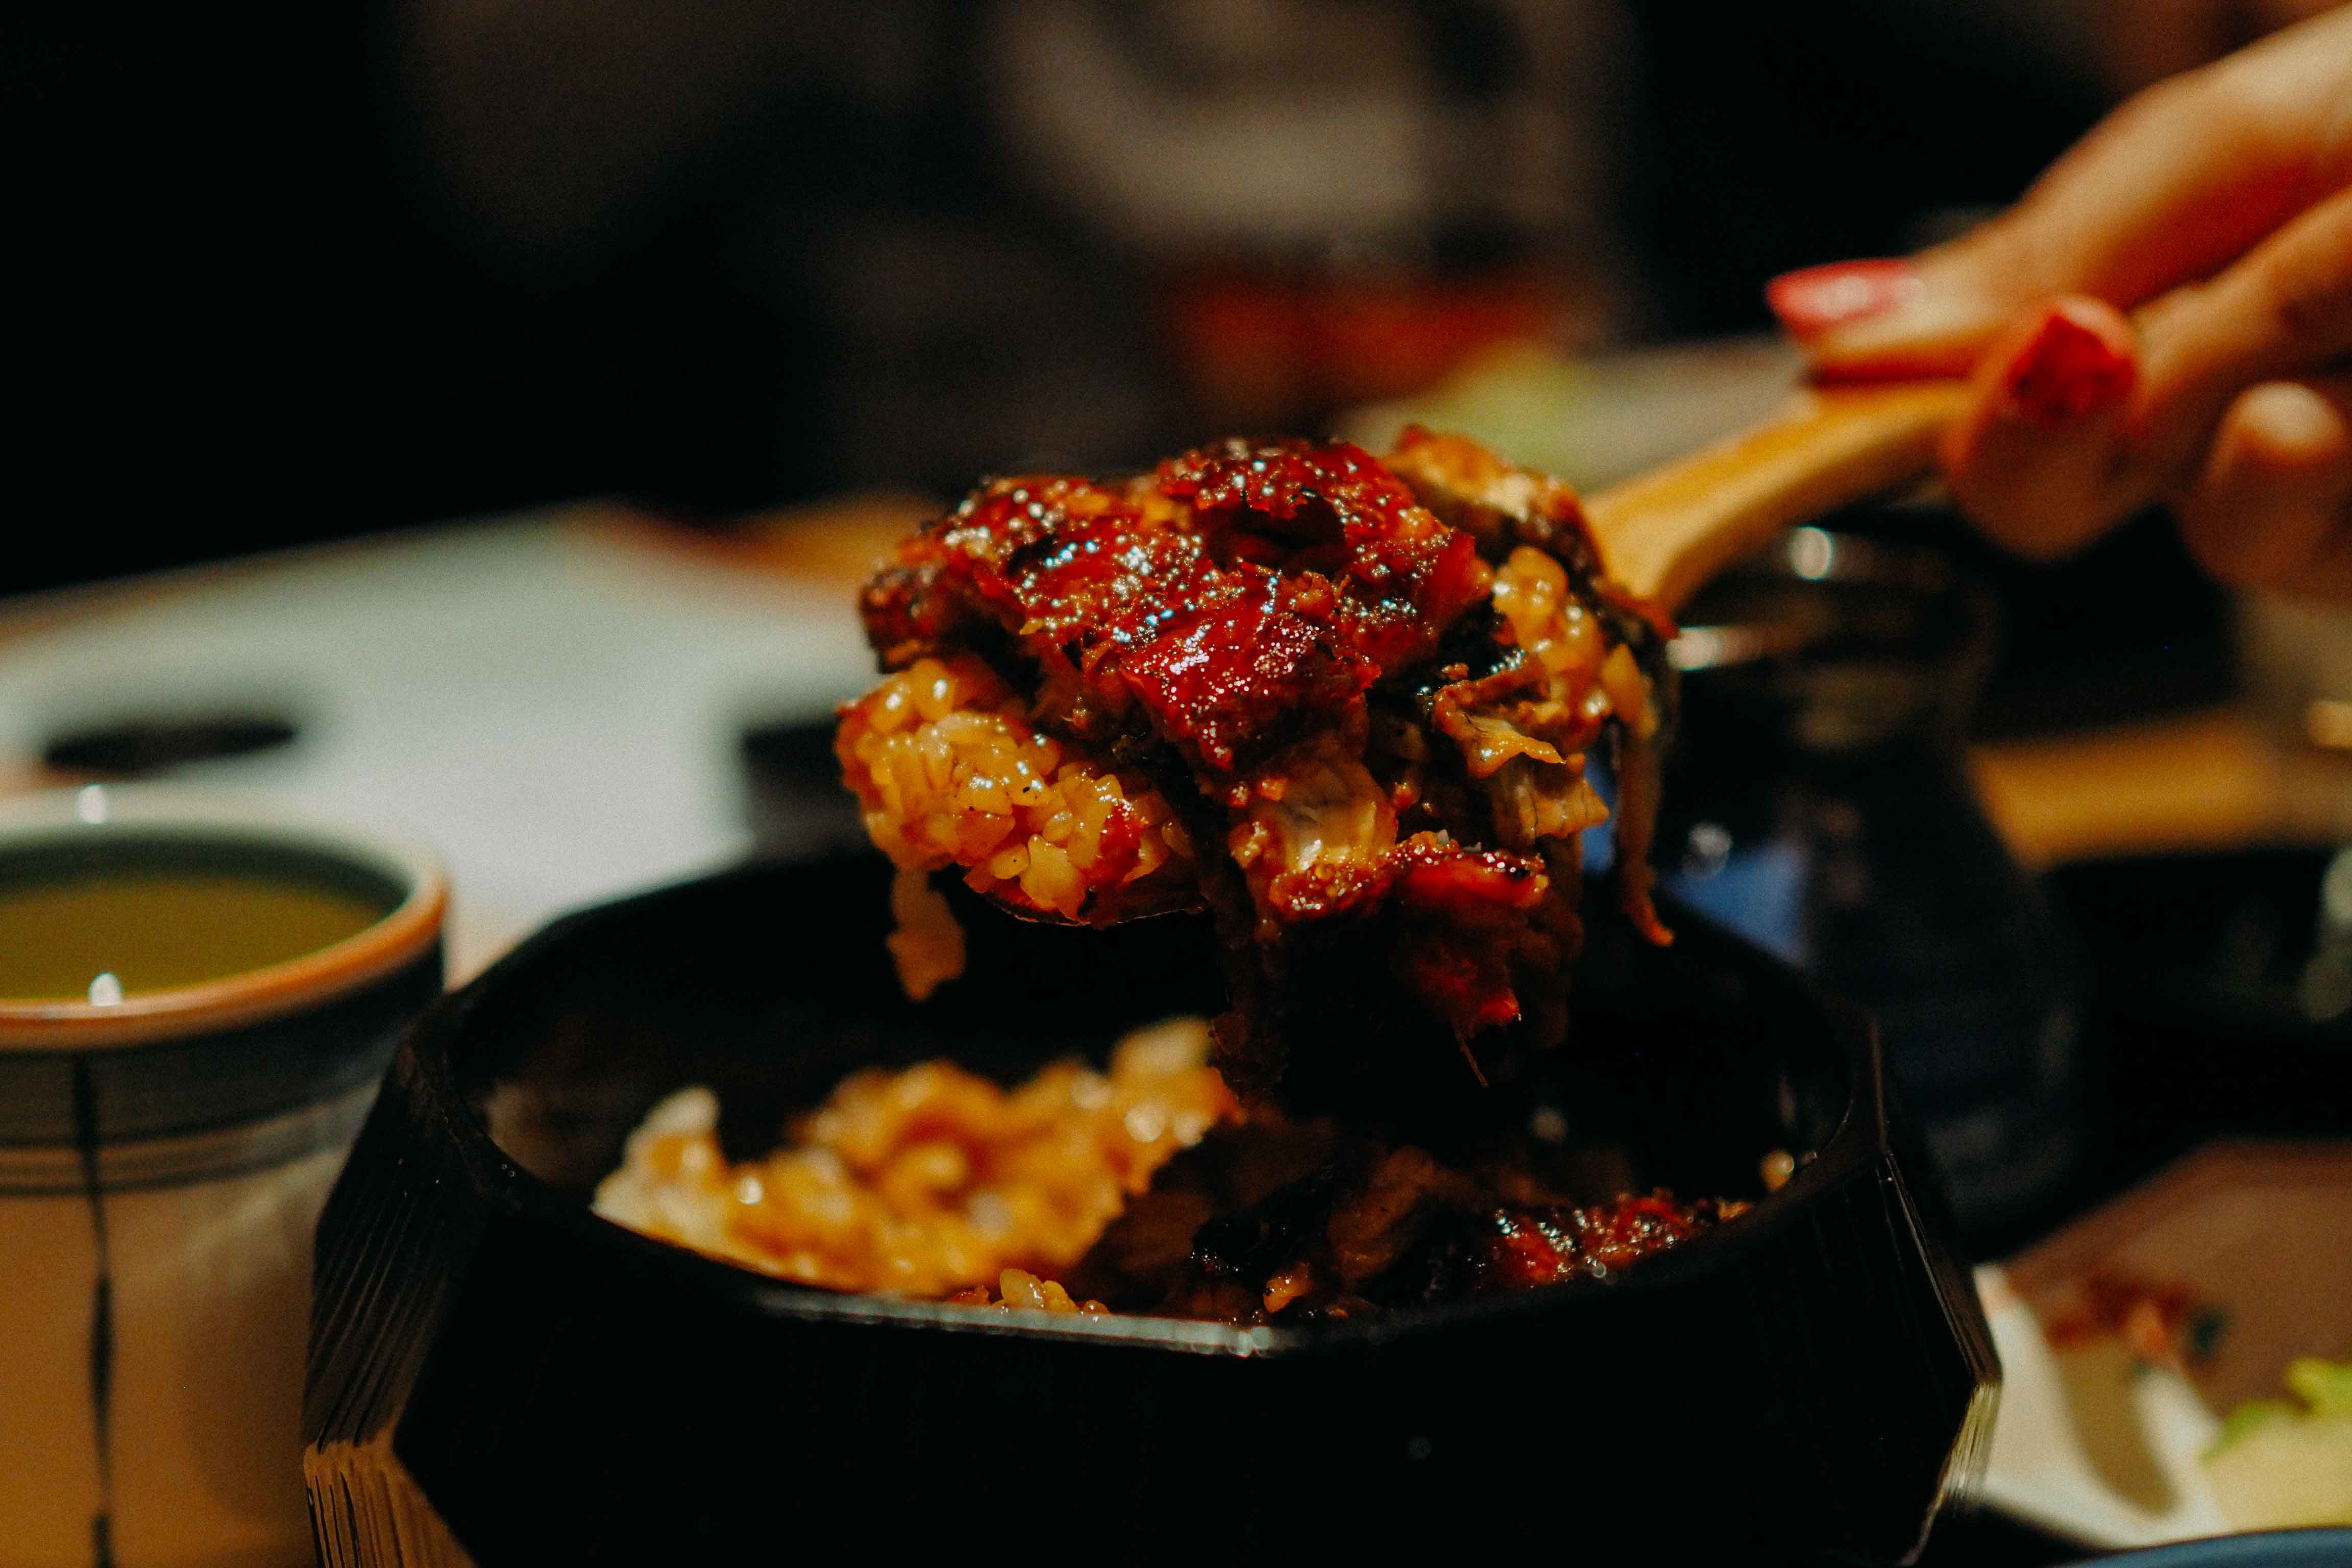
xmin=0 ymin=873 xmax=388 ymax=1000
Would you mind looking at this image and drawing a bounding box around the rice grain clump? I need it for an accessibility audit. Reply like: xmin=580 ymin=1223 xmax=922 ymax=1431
xmin=593 ymin=1018 xmax=1236 ymax=1300
xmin=835 ymin=653 xmax=1198 ymax=997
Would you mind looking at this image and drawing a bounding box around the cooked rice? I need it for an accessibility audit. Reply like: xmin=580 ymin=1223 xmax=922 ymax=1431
xmin=593 ymin=1017 xmax=1236 ymax=1298
xmin=945 ymin=1268 xmax=1111 ymax=1314
xmin=835 ymin=654 xmax=1197 ymax=996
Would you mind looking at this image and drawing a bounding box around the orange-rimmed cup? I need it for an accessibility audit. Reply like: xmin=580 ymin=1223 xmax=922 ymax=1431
xmin=0 ymin=786 xmax=447 ymax=1568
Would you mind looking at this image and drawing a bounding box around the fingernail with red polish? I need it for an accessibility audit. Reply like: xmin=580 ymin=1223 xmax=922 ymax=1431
xmin=1998 ymin=301 xmax=2137 ymax=427
xmin=1766 ymin=260 xmax=1921 ymax=336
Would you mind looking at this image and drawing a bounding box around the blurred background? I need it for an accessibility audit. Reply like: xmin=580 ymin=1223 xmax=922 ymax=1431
xmin=9 ymin=0 xmax=2305 ymax=587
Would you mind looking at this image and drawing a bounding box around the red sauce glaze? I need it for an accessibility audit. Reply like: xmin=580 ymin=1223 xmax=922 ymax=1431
xmin=1392 ymin=846 xmax=1546 ymax=914
xmin=868 ymin=439 xmax=1492 ymax=776
xmin=1471 ymin=1191 xmax=1732 ymax=1291
xmin=1258 ymin=836 xmax=1542 ymax=925
xmin=1163 ymin=438 xmax=1488 ymax=674
xmin=1117 ymin=590 xmax=1368 ymax=772
xmin=941 ymin=477 xmax=1214 ymax=652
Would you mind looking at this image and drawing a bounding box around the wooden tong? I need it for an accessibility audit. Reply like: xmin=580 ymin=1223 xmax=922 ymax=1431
xmin=1583 ymin=380 xmax=1971 ymax=613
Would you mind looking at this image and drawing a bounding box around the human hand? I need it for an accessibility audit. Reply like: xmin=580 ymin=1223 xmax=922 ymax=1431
xmin=1768 ymin=9 xmax=2352 ymax=593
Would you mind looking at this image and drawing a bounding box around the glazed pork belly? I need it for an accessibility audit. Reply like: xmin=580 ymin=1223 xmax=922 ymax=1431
xmin=837 ymin=431 xmax=1673 ymax=1109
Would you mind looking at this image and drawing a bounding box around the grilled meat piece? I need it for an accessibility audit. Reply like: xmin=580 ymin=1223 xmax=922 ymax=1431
xmin=838 ymin=431 xmax=1672 ymax=1110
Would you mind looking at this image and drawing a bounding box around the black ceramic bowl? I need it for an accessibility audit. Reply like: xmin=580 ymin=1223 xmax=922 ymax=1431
xmin=305 ymin=857 xmax=1997 ymax=1566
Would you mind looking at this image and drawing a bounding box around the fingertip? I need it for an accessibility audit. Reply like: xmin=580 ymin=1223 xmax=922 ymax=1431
xmin=1991 ymin=297 xmax=2138 ymax=427
xmin=1942 ymin=420 xmax=2106 ymax=561
xmin=2230 ymin=382 xmax=2352 ymax=473
xmin=1939 ymin=299 xmax=2141 ymax=559
xmin=2176 ymin=380 xmax=2352 ymax=589
xmin=1770 ymin=256 xmax=2004 ymax=383
xmin=1766 ymin=260 xmax=1920 ymax=339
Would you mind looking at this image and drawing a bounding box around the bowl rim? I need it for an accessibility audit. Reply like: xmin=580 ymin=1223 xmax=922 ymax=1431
xmin=2091 ymin=1529 xmax=2352 ymax=1566
xmin=408 ymin=857 xmax=1890 ymax=1359
xmin=0 ymin=784 xmax=448 ymax=1049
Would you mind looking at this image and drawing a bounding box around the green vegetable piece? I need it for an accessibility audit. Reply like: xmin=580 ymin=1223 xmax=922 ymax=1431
xmin=2285 ymin=1358 xmax=2352 ymax=1418
xmin=2208 ymin=1399 xmax=2298 ymax=1458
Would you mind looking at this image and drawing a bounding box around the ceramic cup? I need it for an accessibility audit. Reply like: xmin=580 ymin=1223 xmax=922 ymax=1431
xmin=0 ymin=787 xmax=445 ymax=1568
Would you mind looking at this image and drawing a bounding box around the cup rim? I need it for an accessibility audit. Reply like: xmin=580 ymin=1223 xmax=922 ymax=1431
xmin=0 ymin=785 xmax=448 ymax=1050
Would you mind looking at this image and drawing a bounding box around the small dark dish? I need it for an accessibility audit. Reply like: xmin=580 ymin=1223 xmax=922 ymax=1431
xmin=306 ymin=857 xmax=1997 ymax=1565
xmin=1661 ymin=527 xmax=2084 ymax=1241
